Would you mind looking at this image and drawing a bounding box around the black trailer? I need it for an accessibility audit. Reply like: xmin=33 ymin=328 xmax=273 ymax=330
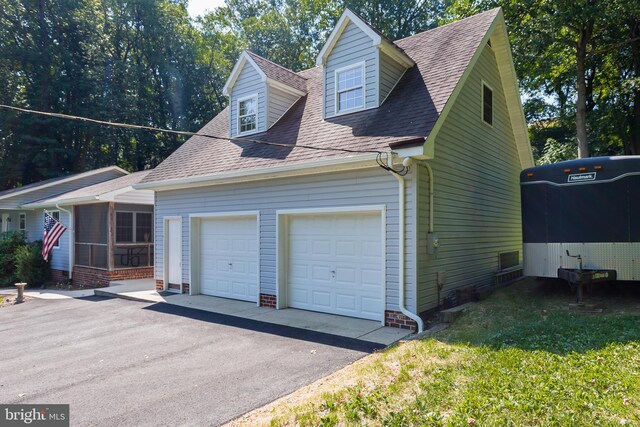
xmin=520 ymin=156 xmax=640 ymax=285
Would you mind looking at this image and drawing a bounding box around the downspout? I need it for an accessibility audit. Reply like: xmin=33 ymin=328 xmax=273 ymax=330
xmin=387 ymin=153 xmax=425 ymax=333
xmin=56 ymin=204 xmax=74 ymax=280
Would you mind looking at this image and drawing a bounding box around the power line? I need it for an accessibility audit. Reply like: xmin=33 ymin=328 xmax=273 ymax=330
xmin=0 ymin=104 xmax=383 ymax=155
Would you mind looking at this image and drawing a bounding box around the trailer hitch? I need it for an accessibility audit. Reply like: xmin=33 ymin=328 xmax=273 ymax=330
xmin=557 ymin=250 xmax=616 ymax=309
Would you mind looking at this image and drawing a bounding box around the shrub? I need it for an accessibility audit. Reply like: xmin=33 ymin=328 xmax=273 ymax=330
xmin=14 ymin=241 xmax=50 ymax=287
xmin=0 ymin=231 xmax=27 ymax=286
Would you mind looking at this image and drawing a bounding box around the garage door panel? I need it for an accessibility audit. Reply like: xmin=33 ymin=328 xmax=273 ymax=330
xmin=287 ymin=212 xmax=383 ymax=321
xmin=200 ymin=216 xmax=258 ymax=302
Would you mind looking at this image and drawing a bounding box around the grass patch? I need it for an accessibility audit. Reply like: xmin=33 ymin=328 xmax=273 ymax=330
xmin=234 ymin=279 xmax=640 ymax=426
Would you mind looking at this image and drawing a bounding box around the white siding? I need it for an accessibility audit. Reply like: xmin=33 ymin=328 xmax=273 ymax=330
xmin=229 ymin=63 xmax=267 ymax=137
xmin=267 ymin=86 xmax=300 ymax=128
xmin=416 ymin=44 xmax=523 ymax=313
xmin=324 ymin=21 xmax=378 ymax=117
xmin=379 ymin=51 xmax=406 ymax=103
xmin=154 ymin=167 xmax=419 ymax=312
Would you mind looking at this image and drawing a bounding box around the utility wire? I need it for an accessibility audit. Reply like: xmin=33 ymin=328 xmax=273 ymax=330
xmin=0 ymin=104 xmax=412 ymax=175
xmin=0 ymin=104 xmax=382 ymax=155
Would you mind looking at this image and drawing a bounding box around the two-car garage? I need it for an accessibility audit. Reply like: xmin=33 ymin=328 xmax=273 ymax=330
xmin=187 ymin=208 xmax=385 ymax=322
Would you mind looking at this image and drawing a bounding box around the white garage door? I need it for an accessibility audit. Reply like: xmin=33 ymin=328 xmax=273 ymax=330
xmin=199 ymin=216 xmax=258 ymax=302
xmin=287 ymin=212 xmax=383 ymax=321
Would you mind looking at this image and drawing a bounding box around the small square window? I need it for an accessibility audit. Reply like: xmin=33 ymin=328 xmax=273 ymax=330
xmin=238 ymin=96 xmax=257 ymax=133
xmin=482 ymin=83 xmax=493 ymax=126
xmin=19 ymin=213 xmax=26 ymax=231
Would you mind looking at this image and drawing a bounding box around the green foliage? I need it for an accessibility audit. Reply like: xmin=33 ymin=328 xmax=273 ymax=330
xmin=14 ymin=241 xmax=50 ymax=287
xmin=537 ymin=138 xmax=578 ymax=165
xmin=275 ymin=280 xmax=640 ymax=426
xmin=0 ymin=231 xmax=27 ymax=287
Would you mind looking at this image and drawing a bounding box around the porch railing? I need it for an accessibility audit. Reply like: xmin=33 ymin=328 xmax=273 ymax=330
xmin=75 ymin=243 xmax=108 ymax=269
xmin=114 ymin=243 xmax=154 ymax=268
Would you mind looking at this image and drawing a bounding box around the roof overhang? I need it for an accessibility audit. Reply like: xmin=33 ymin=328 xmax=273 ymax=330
xmin=135 ymin=154 xmax=381 ymax=192
xmin=0 ymin=166 xmax=129 ymax=203
xmin=20 ymin=187 xmax=154 ymax=209
xmin=223 ymin=51 xmax=266 ymax=96
xmin=315 ymin=9 xmax=415 ymax=68
xmin=393 ymin=9 xmax=534 ymax=169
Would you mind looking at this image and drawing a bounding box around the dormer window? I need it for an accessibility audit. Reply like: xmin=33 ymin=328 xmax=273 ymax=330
xmin=336 ymin=63 xmax=364 ymax=113
xmin=238 ymin=95 xmax=258 ymax=134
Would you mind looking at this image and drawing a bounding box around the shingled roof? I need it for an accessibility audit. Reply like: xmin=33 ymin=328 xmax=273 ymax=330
xmin=141 ymin=8 xmax=501 ymax=186
xmin=22 ymin=170 xmax=151 ymax=207
xmin=246 ymin=51 xmax=308 ymax=93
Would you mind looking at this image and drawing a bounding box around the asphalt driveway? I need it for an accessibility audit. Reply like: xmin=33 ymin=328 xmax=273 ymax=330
xmin=0 ymin=296 xmax=381 ymax=426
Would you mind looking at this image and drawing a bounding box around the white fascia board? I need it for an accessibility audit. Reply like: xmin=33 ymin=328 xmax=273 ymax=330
xmin=266 ymin=78 xmax=306 ymax=97
xmin=0 ymin=166 xmax=128 ymax=202
xmin=98 ymin=187 xmax=155 ymax=204
xmin=378 ymin=41 xmax=415 ymax=68
xmin=316 ymin=9 xmax=382 ymax=66
xmin=222 ymin=51 xmax=267 ymax=96
xmin=20 ymin=195 xmax=99 ymax=209
xmin=134 ymin=154 xmax=381 ymax=191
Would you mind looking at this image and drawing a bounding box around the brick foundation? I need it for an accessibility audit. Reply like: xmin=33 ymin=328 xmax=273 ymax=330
xmin=51 ymin=269 xmax=70 ymax=284
xmin=72 ymin=266 xmax=154 ymax=288
xmin=159 ymin=281 xmax=190 ymax=294
xmin=385 ymin=310 xmax=418 ymax=332
xmin=260 ymin=293 xmax=277 ymax=308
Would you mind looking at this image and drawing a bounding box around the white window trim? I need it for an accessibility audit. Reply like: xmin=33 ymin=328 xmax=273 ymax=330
xmin=236 ymin=94 xmax=259 ymax=136
xmin=334 ymin=62 xmax=366 ymax=116
xmin=19 ymin=212 xmax=26 ymax=231
xmin=115 ymin=211 xmax=153 ymax=244
xmin=481 ymin=80 xmax=494 ymax=128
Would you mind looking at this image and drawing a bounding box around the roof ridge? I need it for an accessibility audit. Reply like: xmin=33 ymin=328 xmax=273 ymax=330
xmin=393 ymin=7 xmax=500 ymax=43
xmin=246 ymin=51 xmax=308 ymax=80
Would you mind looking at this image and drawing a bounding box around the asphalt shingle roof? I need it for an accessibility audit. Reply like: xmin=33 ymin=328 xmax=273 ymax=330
xmin=23 ymin=170 xmax=151 ymax=206
xmin=246 ymin=51 xmax=308 ymax=93
xmin=142 ymin=8 xmax=499 ymax=185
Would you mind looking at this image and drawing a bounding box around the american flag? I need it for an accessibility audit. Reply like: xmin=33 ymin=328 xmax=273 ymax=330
xmin=42 ymin=212 xmax=67 ymax=262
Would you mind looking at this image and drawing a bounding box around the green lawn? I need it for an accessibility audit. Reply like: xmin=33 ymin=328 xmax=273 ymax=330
xmin=251 ymin=279 xmax=640 ymax=426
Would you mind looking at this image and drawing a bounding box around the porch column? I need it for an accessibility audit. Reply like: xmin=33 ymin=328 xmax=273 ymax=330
xmin=108 ymin=202 xmax=115 ymax=271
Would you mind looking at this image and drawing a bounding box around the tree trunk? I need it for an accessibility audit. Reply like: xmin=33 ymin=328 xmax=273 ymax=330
xmin=629 ymin=18 xmax=640 ymax=155
xmin=576 ymin=29 xmax=590 ymax=158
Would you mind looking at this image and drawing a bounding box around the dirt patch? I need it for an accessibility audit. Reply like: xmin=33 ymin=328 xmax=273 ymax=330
xmin=0 ymin=294 xmax=32 ymax=308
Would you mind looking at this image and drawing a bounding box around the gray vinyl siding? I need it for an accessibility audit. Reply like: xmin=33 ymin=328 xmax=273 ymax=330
xmin=379 ymin=51 xmax=406 ymax=103
xmin=229 ymin=63 xmax=266 ymax=137
xmin=0 ymin=169 xmax=125 ymax=210
xmin=416 ymin=44 xmax=523 ymax=313
xmin=154 ymin=167 xmax=419 ymax=312
xmin=324 ymin=21 xmax=378 ymax=117
xmin=267 ymin=86 xmax=300 ymax=128
xmin=13 ymin=208 xmax=70 ymax=272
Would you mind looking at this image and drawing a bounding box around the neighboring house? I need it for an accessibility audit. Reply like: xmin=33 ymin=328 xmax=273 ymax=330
xmin=0 ymin=168 xmax=154 ymax=286
xmin=136 ymin=8 xmax=534 ymax=332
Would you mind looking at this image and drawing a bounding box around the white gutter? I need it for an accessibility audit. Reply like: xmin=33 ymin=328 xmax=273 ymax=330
xmin=55 ymin=204 xmax=74 ymax=280
xmin=387 ymin=154 xmax=424 ymax=333
xmin=134 ymin=153 xmax=380 ymax=191
xmin=21 ymin=195 xmax=98 ymax=210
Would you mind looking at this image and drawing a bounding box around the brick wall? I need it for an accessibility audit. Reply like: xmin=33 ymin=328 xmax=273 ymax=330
xmin=182 ymin=283 xmax=190 ymax=294
xmin=260 ymin=293 xmax=277 ymax=308
xmin=155 ymin=279 xmax=164 ymax=291
xmin=72 ymin=266 xmax=154 ymax=288
xmin=51 ymin=269 xmax=69 ymax=284
xmin=385 ymin=310 xmax=417 ymax=332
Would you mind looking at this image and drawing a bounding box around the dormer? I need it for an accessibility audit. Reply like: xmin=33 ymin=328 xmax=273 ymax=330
xmin=316 ymin=9 xmax=415 ymax=118
xmin=223 ymin=51 xmax=307 ymax=137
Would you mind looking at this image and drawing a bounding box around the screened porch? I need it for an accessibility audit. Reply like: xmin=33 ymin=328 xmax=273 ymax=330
xmin=74 ymin=203 xmax=154 ymax=270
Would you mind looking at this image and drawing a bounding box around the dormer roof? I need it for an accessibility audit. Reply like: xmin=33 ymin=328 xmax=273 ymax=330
xmin=223 ymin=50 xmax=307 ymax=97
xmin=315 ymin=9 xmax=415 ymax=68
